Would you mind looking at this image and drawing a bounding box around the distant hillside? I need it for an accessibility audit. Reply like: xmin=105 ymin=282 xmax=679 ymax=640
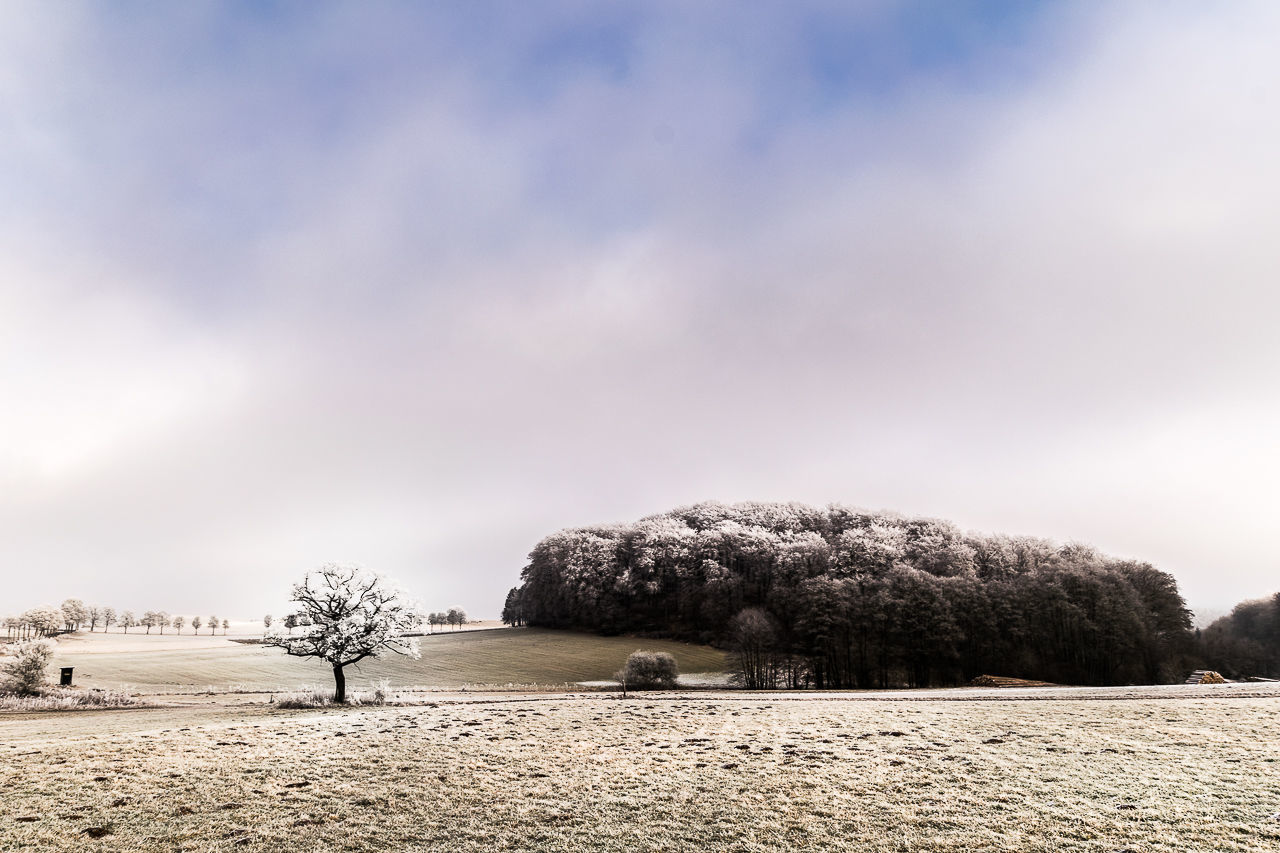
xmin=503 ymin=501 xmax=1196 ymax=688
xmin=1201 ymin=594 xmax=1280 ymax=679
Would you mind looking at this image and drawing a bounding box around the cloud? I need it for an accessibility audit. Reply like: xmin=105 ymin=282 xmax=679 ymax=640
xmin=1 ymin=2 xmax=1277 ymax=616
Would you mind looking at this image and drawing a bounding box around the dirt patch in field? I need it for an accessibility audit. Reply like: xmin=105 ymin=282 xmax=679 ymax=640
xmin=968 ymin=674 xmax=1057 ymax=688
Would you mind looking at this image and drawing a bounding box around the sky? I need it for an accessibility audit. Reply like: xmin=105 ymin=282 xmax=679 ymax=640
xmin=3 ymin=1 xmax=1278 ymax=621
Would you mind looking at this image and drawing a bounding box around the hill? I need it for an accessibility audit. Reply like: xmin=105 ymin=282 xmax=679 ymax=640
xmin=48 ymin=627 xmax=727 ymax=693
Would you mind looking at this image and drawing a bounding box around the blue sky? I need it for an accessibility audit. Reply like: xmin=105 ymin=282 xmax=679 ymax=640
xmin=2 ymin=1 xmax=1278 ymax=621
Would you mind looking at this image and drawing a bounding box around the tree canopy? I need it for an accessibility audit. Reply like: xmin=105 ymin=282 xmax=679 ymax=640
xmin=1200 ymin=594 xmax=1280 ymax=679
xmin=504 ymin=501 xmax=1196 ymax=687
xmin=265 ymin=564 xmax=423 ymax=702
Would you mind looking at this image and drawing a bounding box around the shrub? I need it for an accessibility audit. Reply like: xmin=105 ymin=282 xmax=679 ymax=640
xmin=616 ymin=650 xmax=679 ymax=689
xmin=1 ymin=640 xmax=55 ymax=694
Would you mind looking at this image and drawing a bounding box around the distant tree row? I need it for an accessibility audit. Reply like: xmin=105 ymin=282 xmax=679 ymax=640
xmin=427 ymin=608 xmax=468 ymax=631
xmin=1200 ymin=594 xmax=1280 ymax=679
xmin=2 ymin=600 xmax=231 ymax=639
xmin=504 ymin=501 xmax=1197 ymax=688
xmin=268 ymin=607 xmax=467 ymax=636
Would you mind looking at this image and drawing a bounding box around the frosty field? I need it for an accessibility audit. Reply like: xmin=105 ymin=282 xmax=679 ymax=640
xmin=3 ymin=688 xmax=1279 ymax=852
xmin=46 ymin=627 xmax=729 ymax=693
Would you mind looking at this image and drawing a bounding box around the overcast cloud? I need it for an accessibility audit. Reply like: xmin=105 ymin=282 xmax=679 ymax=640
xmin=3 ymin=2 xmax=1278 ymax=619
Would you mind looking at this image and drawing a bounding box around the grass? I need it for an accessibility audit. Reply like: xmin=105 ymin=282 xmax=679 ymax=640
xmin=2 ymin=692 xmax=1278 ymax=851
xmin=51 ymin=628 xmax=729 ymax=693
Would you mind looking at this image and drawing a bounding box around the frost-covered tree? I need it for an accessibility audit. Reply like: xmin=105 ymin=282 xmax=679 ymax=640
xmin=208 ymin=615 xmax=217 ymax=635
xmin=283 ymin=614 xmax=297 ymax=633
xmin=222 ymin=619 xmax=229 ymax=634
xmin=191 ymin=616 xmax=202 ymax=632
xmin=61 ymin=599 xmax=88 ymax=631
xmin=102 ymin=607 xmax=116 ymax=632
xmin=264 ymin=564 xmax=423 ymax=703
xmin=120 ymin=610 xmax=136 ymax=633
xmin=446 ymin=607 xmax=467 ymax=631
xmin=172 ymin=615 xmax=185 ymax=634
xmin=263 ymin=614 xmax=273 ymax=632
xmin=24 ymin=605 xmax=63 ymax=638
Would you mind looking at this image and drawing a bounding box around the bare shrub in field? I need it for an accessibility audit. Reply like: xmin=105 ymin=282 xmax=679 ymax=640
xmin=616 ymin=650 xmax=679 ymax=690
xmin=0 ymin=687 xmax=140 ymax=711
xmin=272 ymin=681 xmax=393 ymax=708
xmin=1 ymin=639 xmax=55 ymax=694
xmin=273 ymin=689 xmax=341 ymax=709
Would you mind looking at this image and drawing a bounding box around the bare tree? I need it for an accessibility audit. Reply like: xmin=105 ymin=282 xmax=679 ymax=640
xmin=208 ymin=615 xmax=217 ymax=635
xmin=102 ymin=607 xmax=116 ymax=632
xmin=729 ymin=607 xmax=779 ymax=689
xmin=264 ymin=564 xmax=423 ymax=703
xmin=263 ymin=614 xmax=273 ymax=633
xmin=88 ymin=607 xmax=102 ymax=632
xmin=172 ymin=615 xmax=185 ymax=634
xmin=446 ymin=607 xmax=467 ymax=631
xmin=222 ymin=619 xmax=229 ymax=635
xmin=192 ymin=616 xmax=202 ymax=632
xmin=120 ymin=611 xmax=136 ymax=634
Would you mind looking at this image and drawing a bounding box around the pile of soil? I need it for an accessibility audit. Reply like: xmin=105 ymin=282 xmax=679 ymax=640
xmin=968 ymin=674 xmax=1057 ymax=688
xmin=1198 ymin=671 xmax=1227 ymax=684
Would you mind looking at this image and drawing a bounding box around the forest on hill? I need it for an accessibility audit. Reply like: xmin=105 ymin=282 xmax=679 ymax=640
xmin=1200 ymin=594 xmax=1280 ymax=679
xmin=503 ymin=501 xmax=1198 ymax=688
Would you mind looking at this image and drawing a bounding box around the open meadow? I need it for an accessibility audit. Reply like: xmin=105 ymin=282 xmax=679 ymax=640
xmin=45 ymin=627 xmax=729 ymax=693
xmin=3 ymin=686 xmax=1279 ymax=852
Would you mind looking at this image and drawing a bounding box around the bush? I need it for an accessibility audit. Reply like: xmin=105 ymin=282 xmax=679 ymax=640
xmin=1 ymin=640 xmax=55 ymax=694
xmin=616 ymin=650 xmax=679 ymax=689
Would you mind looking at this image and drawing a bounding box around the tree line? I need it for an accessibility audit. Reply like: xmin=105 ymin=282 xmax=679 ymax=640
xmin=4 ymin=600 xmax=472 ymax=642
xmin=503 ymin=501 xmax=1201 ymax=687
xmin=2 ymin=600 xmax=233 ymax=639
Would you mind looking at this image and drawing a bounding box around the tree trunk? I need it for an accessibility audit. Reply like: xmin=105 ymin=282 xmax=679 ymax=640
xmin=333 ymin=664 xmax=346 ymax=704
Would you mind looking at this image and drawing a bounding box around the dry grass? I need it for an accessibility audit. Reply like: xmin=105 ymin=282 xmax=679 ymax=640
xmin=3 ymin=691 xmax=1278 ymax=851
xmin=0 ymin=687 xmax=142 ymax=712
